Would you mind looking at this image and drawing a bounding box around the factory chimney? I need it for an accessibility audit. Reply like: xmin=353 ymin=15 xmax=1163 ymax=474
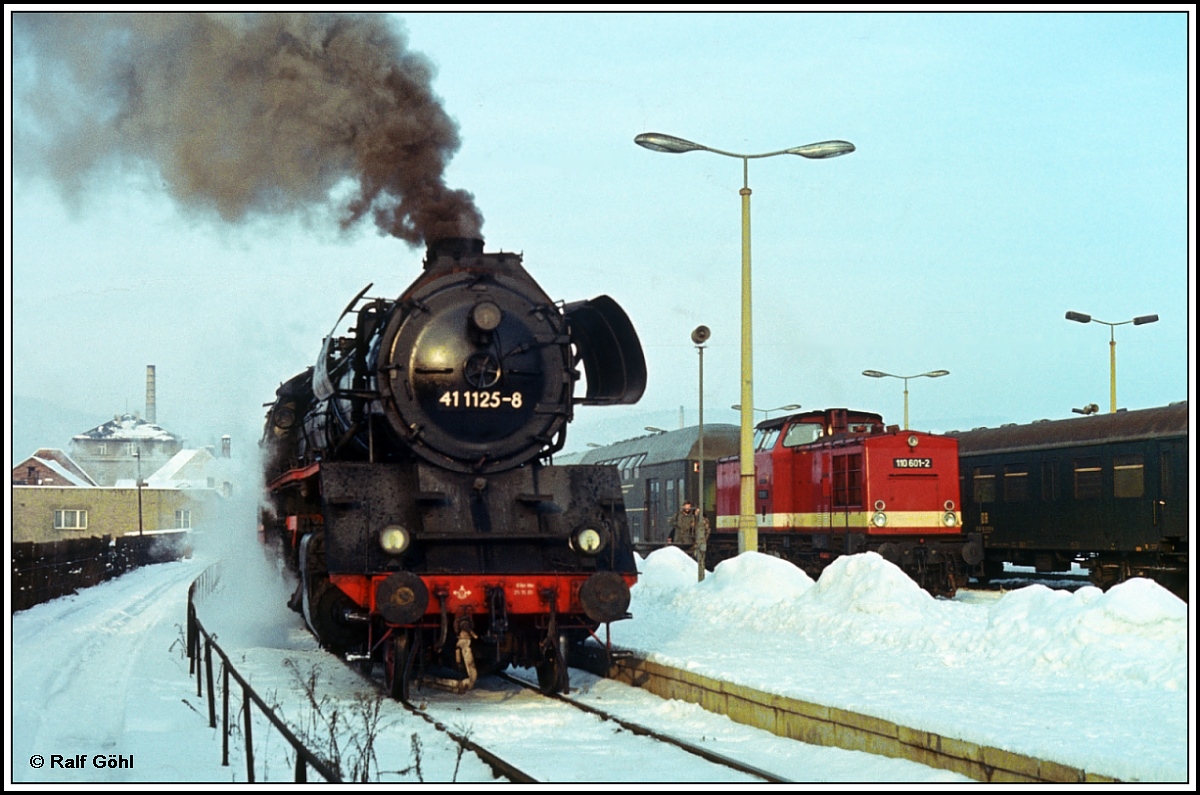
xmin=146 ymin=365 xmax=157 ymax=424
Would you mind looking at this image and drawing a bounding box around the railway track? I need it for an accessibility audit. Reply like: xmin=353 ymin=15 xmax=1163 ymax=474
xmin=404 ymin=671 xmax=784 ymax=783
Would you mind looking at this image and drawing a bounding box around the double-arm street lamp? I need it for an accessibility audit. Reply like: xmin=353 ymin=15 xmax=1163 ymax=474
xmin=861 ymin=370 xmax=949 ymax=430
xmin=1065 ymin=311 xmax=1159 ymax=414
xmin=731 ymin=403 xmax=803 ymax=420
xmin=636 ymin=132 xmax=854 ymax=555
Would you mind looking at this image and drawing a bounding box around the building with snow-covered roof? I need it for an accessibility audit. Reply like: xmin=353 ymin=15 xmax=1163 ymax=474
xmin=12 ymin=449 xmax=99 ymax=487
xmin=69 ymin=413 xmax=183 ymax=487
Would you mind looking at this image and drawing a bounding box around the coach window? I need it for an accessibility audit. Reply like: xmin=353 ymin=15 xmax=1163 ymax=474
xmin=1003 ymin=465 xmax=1029 ymax=502
xmin=1041 ymin=461 xmax=1057 ymax=501
xmin=1160 ymin=452 xmax=1172 ymax=497
xmin=1073 ymin=457 xmax=1103 ymax=500
xmin=782 ymin=423 xmax=822 ymax=447
xmin=972 ymin=467 xmax=996 ymax=503
xmin=1113 ymin=454 xmax=1144 ymax=498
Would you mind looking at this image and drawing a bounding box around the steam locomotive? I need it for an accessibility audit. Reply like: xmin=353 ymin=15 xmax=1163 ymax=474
xmin=261 ymin=237 xmax=646 ymax=698
xmin=712 ymin=408 xmax=982 ymax=595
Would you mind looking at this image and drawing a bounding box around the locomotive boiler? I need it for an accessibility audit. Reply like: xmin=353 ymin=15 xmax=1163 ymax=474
xmin=262 ymin=237 xmax=646 ymax=698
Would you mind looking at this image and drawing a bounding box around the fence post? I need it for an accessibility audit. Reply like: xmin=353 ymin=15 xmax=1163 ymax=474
xmin=222 ymin=664 xmax=230 ymax=768
xmin=205 ymin=639 xmax=216 ymax=728
xmin=244 ymin=688 xmax=255 ymax=783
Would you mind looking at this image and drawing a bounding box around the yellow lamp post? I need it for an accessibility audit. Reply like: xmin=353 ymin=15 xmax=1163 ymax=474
xmin=636 ymin=132 xmax=854 ymax=554
xmin=1065 ymin=311 xmax=1159 ymax=414
xmin=862 ymin=370 xmax=949 ymax=430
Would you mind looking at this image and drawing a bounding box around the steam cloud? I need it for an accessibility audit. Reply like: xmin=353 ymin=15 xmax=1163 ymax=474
xmin=14 ymin=12 xmax=482 ymax=245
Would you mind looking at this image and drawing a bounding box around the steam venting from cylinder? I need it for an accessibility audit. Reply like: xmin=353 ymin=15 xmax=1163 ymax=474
xmin=13 ymin=12 xmax=482 ymax=246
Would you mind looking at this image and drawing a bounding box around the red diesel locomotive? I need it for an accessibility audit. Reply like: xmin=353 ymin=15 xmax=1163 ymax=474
xmin=713 ymin=408 xmax=982 ymax=595
xmin=262 ymin=238 xmax=646 ymax=699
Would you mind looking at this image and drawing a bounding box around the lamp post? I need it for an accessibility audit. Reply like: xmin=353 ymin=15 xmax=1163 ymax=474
xmin=637 ymin=132 xmax=854 ymax=555
xmin=134 ymin=447 xmax=144 ymax=536
xmin=862 ymin=370 xmax=949 ymax=430
xmin=692 ymin=326 xmax=711 ymax=581
xmin=1065 ymin=311 xmax=1159 ymax=414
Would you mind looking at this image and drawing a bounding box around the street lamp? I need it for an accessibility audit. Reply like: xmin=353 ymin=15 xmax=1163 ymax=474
xmin=692 ymin=325 xmax=710 ymax=582
xmin=732 ymin=403 xmax=803 ymax=420
xmin=134 ymin=447 xmax=144 ymax=536
xmin=862 ymin=370 xmax=949 ymax=430
xmin=637 ymin=132 xmax=854 ymax=556
xmin=1065 ymin=311 xmax=1159 ymax=414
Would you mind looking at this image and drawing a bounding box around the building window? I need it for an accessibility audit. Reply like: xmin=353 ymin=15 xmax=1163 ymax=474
xmin=1113 ymin=455 xmax=1144 ymax=499
xmin=54 ymin=510 xmax=88 ymax=530
xmin=1003 ymin=465 xmax=1029 ymax=502
xmin=98 ymin=443 xmax=108 ymax=456
xmin=175 ymin=510 xmax=192 ymax=529
xmin=128 ymin=443 xmax=139 ymax=456
xmin=1073 ymin=457 xmax=1103 ymax=500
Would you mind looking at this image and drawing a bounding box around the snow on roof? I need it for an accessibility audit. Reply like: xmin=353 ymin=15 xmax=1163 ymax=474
xmin=73 ymin=413 xmax=180 ymax=442
xmin=31 ymin=456 xmax=94 ymax=487
xmin=18 ymin=448 xmax=98 ymax=485
xmin=146 ymin=448 xmax=223 ymax=489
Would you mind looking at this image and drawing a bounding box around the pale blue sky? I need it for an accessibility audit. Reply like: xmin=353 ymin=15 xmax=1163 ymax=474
xmin=7 ymin=10 xmax=1193 ymax=457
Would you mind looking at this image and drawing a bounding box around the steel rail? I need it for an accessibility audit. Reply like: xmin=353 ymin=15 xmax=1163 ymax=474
xmin=497 ymin=671 xmax=790 ymax=783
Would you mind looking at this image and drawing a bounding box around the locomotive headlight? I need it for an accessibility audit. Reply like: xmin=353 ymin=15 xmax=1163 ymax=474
xmin=942 ymin=511 xmax=959 ymax=528
xmin=872 ymin=511 xmax=888 ymax=528
xmin=571 ymin=527 xmax=606 ymax=555
xmin=907 ymin=435 xmax=919 ymax=448
xmin=471 ymin=301 xmax=502 ymax=332
xmin=379 ymin=524 xmax=410 ymax=555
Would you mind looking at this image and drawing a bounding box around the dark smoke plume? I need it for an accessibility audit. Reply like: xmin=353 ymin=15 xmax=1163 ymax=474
xmin=13 ymin=12 xmax=482 ymax=245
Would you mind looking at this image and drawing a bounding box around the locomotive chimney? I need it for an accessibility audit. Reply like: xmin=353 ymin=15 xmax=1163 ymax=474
xmin=146 ymin=365 xmax=157 ymax=424
xmin=425 ymin=237 xmax=484 ymax=268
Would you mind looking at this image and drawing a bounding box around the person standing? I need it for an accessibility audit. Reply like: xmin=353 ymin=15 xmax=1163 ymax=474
xmin=669 ymin=500 xmax=710 ymax=579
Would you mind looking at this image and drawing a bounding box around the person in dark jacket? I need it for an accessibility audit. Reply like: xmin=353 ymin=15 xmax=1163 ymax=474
xmin=668 ymin=500 xmax=708 ymax=555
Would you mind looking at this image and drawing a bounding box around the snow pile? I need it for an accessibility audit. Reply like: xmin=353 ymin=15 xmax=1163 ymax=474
xmin=983 ymin=578 xmax=1188 ymax=689
xmin=620 ymin=547 xmax=1188 ymax=782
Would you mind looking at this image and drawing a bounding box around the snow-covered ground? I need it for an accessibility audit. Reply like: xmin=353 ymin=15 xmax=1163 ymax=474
xmin=619 ymin=548 xmax=1192 ymax=783
xmin=6 ymin=547 xmax=1193 ymax=785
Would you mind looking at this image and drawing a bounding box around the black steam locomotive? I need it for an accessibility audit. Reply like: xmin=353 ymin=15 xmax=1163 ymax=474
xmin=262 ymin=238 xmax=646 ymax=697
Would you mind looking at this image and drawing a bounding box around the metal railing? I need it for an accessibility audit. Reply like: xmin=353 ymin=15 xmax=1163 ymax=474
xmin=186 ymin=567 xmax=341 ymax=783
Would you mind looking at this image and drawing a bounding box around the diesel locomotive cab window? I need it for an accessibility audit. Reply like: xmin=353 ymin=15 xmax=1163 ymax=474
xmin=973 ymin=467 xmax=996 ymax=503
xmin=783 ymin=423 xmax=823 ymax=447
xmin=755 ymin=428 xmax=781 ymax=451
xmin=1073 ymin=457 xmax=1103 ymax=500
xmin=1113 ymin=454 xmax=1144 ymax=498
xmin=1003 ymin=465 xmax=1029 ymax=502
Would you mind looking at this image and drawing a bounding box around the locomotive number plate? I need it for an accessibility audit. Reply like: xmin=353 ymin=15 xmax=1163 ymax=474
xmin=438 ymin=390 xmax=524 ymax=409
xmin=893 ymin=457 xmax=933 ymax=469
